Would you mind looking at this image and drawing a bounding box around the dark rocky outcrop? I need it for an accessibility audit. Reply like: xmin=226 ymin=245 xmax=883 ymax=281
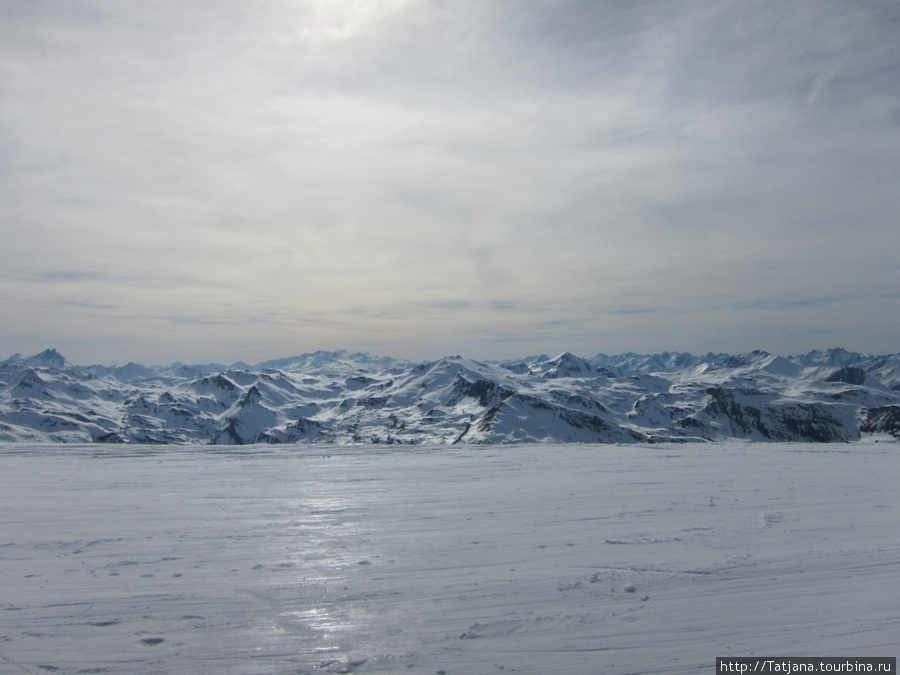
xmin=825 ymin=366 xmax=867 ymax=386
xmin=861 ymin=406 xmax=900 ymax=438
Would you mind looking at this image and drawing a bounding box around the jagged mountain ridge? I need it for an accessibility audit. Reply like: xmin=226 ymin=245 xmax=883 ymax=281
xmin=1 ymin=348 xmax=899 ymax=444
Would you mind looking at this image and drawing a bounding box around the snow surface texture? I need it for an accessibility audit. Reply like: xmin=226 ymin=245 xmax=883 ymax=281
xmin=2 ymin=348 xmax=900 ymax=444
xmin=1 ymin=441 xmax=897 ymax=674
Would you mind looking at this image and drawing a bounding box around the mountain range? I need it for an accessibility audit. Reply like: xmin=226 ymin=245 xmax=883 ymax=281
xmin=2 ymin=348 xmax=899 ymax=445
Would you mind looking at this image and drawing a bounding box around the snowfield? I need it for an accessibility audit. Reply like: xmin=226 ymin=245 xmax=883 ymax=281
xmin=1 ymin=441 xmax=898 ymax=674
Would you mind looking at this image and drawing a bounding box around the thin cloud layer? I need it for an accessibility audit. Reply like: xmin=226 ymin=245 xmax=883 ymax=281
xmin=2 ymin=0 xmax=899 ymax=364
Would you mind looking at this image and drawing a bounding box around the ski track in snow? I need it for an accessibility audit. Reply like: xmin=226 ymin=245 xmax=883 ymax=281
xmin=1 ymin=441 xmax=898 ymax=674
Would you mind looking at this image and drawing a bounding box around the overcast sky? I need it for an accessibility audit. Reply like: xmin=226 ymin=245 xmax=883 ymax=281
xmin=2 ymin=0 xmax=899 ymax=365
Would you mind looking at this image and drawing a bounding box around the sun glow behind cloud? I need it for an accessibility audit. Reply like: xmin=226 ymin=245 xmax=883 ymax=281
xmin=2 ymin=0 xmax=899 ymax=365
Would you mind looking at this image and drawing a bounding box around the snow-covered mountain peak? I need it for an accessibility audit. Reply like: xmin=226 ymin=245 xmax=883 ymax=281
xmin=2 ymin=347 xmax=899 ymax=444
xmin=413 ymin=356 xmax=496 ymax=381
xmin=15 ymin=348 xmax=67 ymax=369
xmin=112 ymin=362 xmax=156 ymax=382
xmin=255 ymin=350 xmax=417 ymax=376
xmin=540 ymin=352 xmax=595 ymax=378
xmin=756 ymin=354 xmax=803 ymax=377
xmin=794 ymin=347 xmax=868 ymax=367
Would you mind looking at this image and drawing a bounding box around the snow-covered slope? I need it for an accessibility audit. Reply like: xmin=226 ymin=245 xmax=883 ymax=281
xmin=2 ymin=348 xmax=899 ymax=444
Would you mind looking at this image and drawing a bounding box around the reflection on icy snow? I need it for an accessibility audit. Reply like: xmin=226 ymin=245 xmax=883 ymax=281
xmin=285 ymin=606 xmax=359 ymax=649
xmin=253 ymin=489 xmax=374 ymax=662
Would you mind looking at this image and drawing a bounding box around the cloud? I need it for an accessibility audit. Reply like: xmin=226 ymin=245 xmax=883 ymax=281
xmin=56 ymin=300 xmax=119 ymax=311
xmin=1 ymin=0 xmax=899 ymax=364
xmin=606 ymin=308 xmax=660 ymax=316
xmin=426 ymin=299 xmax=472 ymax=310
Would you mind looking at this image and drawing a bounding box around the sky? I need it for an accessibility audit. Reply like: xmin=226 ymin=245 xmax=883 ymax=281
xmin=2 ymin=0 xmax=900 ymax=366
